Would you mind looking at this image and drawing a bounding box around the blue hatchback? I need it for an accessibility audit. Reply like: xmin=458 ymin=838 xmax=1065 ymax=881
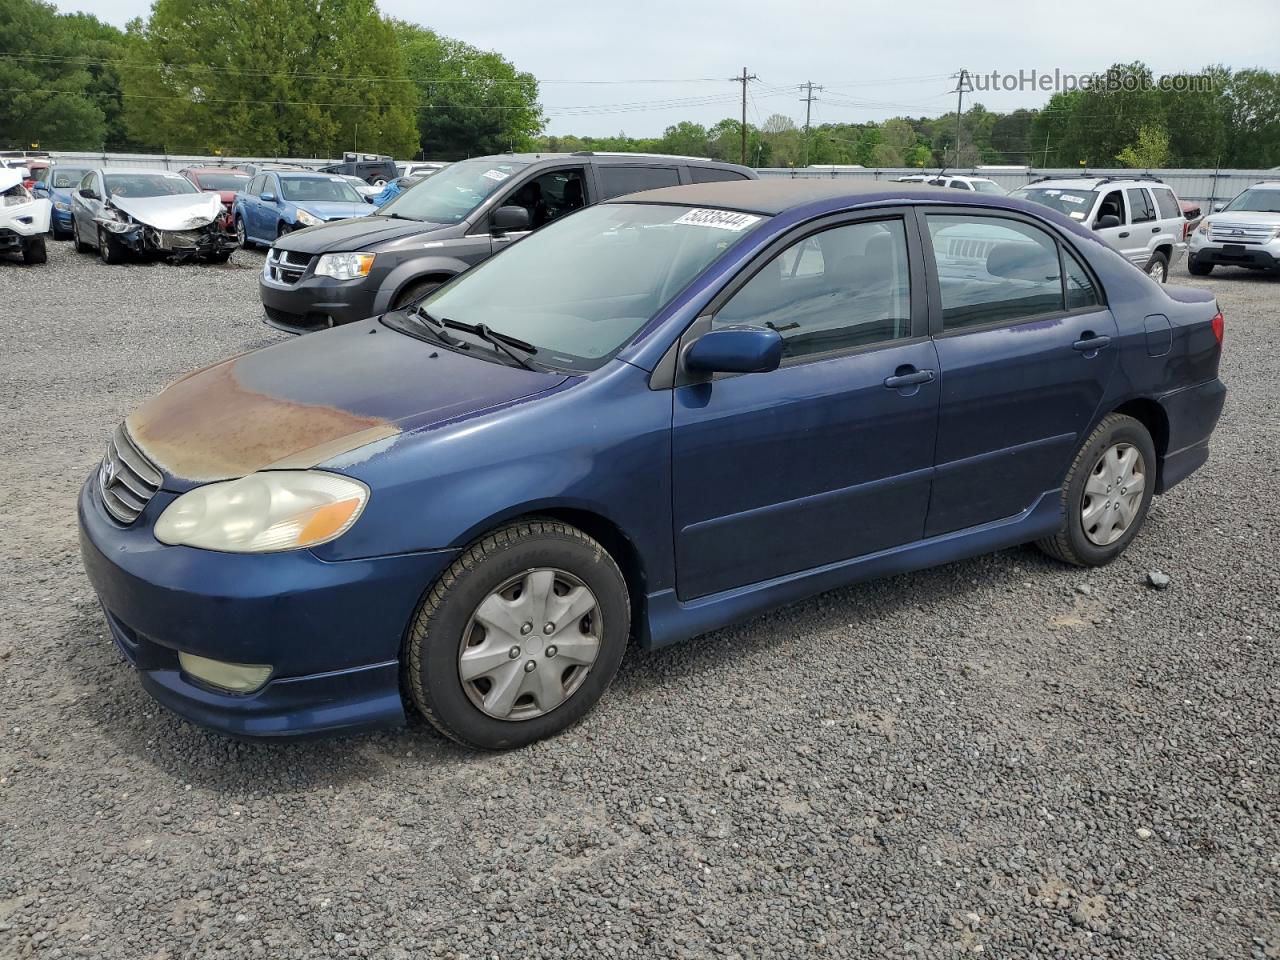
xmin=234 ymin=171 xmax=371 ymax=247
xmin=79 ymin=180 xmax=1226 ymax=748
xmin=34 ymin=165 xmax=94 ymax=239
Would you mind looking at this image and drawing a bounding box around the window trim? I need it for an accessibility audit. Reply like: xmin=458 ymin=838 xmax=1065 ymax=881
xmin=914 ymin=206 xmax=1108 ymax=340
xmin=668 ymin=205 xmax=929 ymax=385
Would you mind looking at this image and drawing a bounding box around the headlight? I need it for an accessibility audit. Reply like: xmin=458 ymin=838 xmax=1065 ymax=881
xmin=1195 ymin=219 xmax=1210 ymax=236
xmin=295 ymin=209 xmax=322 ymax=227
xmin=54 ymin=200 xmax=70 ymax=211
xmin=314 ymin=252 xmax=376 ymax=280
xmin=154 ymin=471 xmax=369 ymax=553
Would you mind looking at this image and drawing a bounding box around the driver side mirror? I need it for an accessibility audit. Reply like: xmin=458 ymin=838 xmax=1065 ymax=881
xmin=1094 ymin=214 xmax=1121 ymax=230
xmin=684 ymin=326 xmax=783 ymax=375
xmin=78 ymin=187 xmax=98 ymax=200
xmin=1213 ymin=202 xmax=1226 ymax=212
xmin=260 ymin=191 xmax=276 ymax=203
xmin=491 ymin=205 xmax=531 ymax=234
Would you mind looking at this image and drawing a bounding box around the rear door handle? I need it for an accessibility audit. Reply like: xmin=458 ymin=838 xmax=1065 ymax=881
xmin=883 ymin=368 xmax=936 ymax=389
xmin=1072 ymin=334 xmax=1112 ymax=352
xmin=1152 ymin=226 xmax=1161 ymax=233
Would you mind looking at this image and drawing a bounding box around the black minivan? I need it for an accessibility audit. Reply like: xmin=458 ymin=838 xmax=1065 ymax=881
xmin=258 ymin=152 xmax=756 ymax=333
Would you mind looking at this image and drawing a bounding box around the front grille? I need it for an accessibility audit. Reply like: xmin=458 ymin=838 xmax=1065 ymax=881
xmin=98 ymin=424 xmax=162 ymax=524
xmin=158 ymin=229 xmax=204 ymax=250
xmin=265 ymin=247 xmax=314 ymax=285
xmin=1209 ymin=222 xmax=1274 ymax=245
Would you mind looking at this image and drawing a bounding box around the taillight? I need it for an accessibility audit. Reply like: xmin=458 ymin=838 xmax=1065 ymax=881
xmin=1211 ymin=310 xmax=1224 ymax=346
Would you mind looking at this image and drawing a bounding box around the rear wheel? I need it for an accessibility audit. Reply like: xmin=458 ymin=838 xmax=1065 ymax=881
xmin=406 ymin=519 xmax=630 ymax=750
xmin=1037 ymin=413 xmax=1157 ymax=567
xmin=21 ymin=236 xmax=47 ymax=265
xmin=1188 ymin=257 xmax=1214 ymax=276
xmin=1145 ymin=251 xmax=1169 ymax=283
xmin=391 ymin=278 xmax=442 ymax=311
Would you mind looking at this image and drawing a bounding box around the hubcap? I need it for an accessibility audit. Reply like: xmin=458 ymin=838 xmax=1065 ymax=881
xmin=236 ymin=219 xmax=245 ymax=245
xmin=1081 ymin=442 xmax=1146 ymax=546
xmin=458 ymin=568 xmax=602 ymax=721
xmin=1148 ymin=260 xmax=1166 ymax=282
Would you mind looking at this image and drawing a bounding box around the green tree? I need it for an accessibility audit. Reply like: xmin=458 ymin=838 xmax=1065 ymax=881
xmin=393 ymin=21 xmax=541 ymax=159
xmin=1116 ymin=123 xmax=1171 ymax=167
xmin=122 ymin=0 xmax=417 ymax=156
xmin=0 ymin=0 xmax=125 ymax=149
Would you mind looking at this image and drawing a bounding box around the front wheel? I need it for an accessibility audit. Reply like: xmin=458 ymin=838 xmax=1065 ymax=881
xmin=1036 ymin=413 xmax=1157 ymax=567
xmin=1188 ymin=257 xmax=1214 ymax=276
xmin=391 ymin=278 xmax=441 ymax=311
xmin=98 ymin=228 xmax=124 ymax=264
xmin=234 ymin=216 xmax=248 ymax=248
xmin=21 ymin=236 xmax=47 ymax=265
xmin=406 ymin=519 xmax=630 ymax=750
xmin=1145 ymin=251 xmax=1169 ymax=283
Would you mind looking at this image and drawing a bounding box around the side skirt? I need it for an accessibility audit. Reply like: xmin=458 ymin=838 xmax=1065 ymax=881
xmin=641 ymin=490 xmax=1064 ymax=650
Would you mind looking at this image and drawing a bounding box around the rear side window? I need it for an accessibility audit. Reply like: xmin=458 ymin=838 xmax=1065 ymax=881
xmin=597 ymin=165 xmax=681 ymax=199
xmin=926 ymin=215 xmax=1064 ymax=330
xmin=1062 ymin=248 xmax=1101 ymax=310
xmin=949 ymin=180 xmax=971 ymax=190
xmin=1127 ymin=188 xmax=1155 ymax=224
xmin=689 ymin=166 xmax=749 ymax=183
xmin=1152 ymin=187 xmax=1180 ymax=220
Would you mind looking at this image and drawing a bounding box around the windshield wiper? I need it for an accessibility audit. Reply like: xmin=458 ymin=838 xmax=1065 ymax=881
xmin=378 ymin=212 xmax=421 ymax=221
xmin=408 ymin=306 xmax=465 ymax=348
xmin=451 ymin=321 xmax=539 ymax=370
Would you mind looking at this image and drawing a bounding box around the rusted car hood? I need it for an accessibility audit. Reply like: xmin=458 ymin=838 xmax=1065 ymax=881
xmin=109 ymin=192 xmax=223 ymax=230
xmin=127 ymin=320 xmax=568 ymax=487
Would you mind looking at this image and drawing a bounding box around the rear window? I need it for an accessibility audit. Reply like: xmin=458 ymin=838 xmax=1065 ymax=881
xmin=597 ymin=165 xmax=681 ymax=200
xmin=193 ymin=172 xmax=250 ymax=191
xmin=689 ymin=166 xmax=749 ymax=184
xmin=50 ymin=168 xmax=91 ymax=188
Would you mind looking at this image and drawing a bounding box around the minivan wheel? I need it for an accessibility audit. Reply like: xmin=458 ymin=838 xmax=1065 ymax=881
xmin=406 ymin=519 xmax=630 ymax=750
xmin=392 ymin=278 xmax=441 ymax=311
xmin=1036 ymin=413 xmax=1157 ymax=567
xmin=1146 ymin=251 xmax=1169 ymax=283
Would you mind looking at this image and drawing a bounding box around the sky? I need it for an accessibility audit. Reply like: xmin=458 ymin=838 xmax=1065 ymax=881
xmin=54 ymin=0 xmax=1280 ymax=138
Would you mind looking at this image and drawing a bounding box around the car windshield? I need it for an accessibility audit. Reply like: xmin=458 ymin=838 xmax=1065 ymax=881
xmin=394 ymin=203 xmax=770 ymax=371
xmin=377 ymin=158 xmax=529 ymax=223
xmin=1223 ymin=188 xmax=1280 ymax=214
xmin=104 ymin=173 xmax=199 ymax=198
xmin=51 ymin=168 xmax=91 ymax=188
xmin=972 ymin=180 xmax=1005 ymax=195
xmin=279 ymin=177 xmax=364 ymax=203
xmin=193 ymin=172 xmax=250 ymax=191
xmin=1012 ymin=187 xmax=1098 ymax=220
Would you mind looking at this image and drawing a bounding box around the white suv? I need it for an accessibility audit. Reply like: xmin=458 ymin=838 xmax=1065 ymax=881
xmin=1010 ymin=176 xmax=1186 ymax=282
xmin=1187 ymin=181 xmax=1280 ymax=277
xmin=894 ymin=174 xmax=1005 ymax=194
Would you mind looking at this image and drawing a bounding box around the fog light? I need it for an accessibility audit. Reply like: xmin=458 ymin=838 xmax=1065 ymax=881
xmin=178 ymin=652 xmax=272 ymax=693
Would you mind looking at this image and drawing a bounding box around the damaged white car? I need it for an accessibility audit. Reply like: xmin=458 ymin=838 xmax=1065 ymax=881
xmin=70 ymin=167 xmax=237 ymax=264
xmin=0 ymin=167 xmax=51 ymax=265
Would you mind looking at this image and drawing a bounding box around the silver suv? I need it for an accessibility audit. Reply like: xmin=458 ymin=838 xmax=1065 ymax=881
xmin=1010 ymin=176 xmax=1186 ymax=282
xmin=1188 ymin=181 xmax=1280 ymax=277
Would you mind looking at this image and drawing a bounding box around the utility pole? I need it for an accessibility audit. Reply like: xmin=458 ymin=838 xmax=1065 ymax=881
xmin=799 ymin=81 xmax=823 ymax=166
xmin=951 ymin=69 xmax=969 ymax=168
xmin=730 ymin=67 xmax=758 ymax=165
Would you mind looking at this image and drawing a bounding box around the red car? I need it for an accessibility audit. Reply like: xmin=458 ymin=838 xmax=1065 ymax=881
xmin=180 ymin=166 xmax=250 ymax=232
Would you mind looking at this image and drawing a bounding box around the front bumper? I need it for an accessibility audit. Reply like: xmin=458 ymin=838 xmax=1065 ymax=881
xmin=1189 ymin=238 xmax=1280 ymax=271
xmin=78 ymin=477 xmax=457 ymax=738
xmin=51 ymin=205 xmax=73 ymax=233
xmin=259 ymin=268 xmax=382 ymax=333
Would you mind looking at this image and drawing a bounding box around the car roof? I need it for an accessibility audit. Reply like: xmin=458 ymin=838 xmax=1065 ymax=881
xmin=184 ymin=167 xmax=249 ymax=174
xmin=274 ymin=170 xmax=345 ymax=179
xmin=463 ymin=152 xmax=751 ymax=173
xmin=608 ymin=178 xmax=981 ymax=215
xmin=98 ymin=167 xmax=188 ymax=176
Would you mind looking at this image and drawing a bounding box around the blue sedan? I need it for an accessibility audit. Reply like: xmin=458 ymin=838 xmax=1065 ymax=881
xmin=79 ymin=180 xmax=1226 ymax=748
xmin=34 ymin=165 xmax=93 ymax=239
xmin=234 ymin=171 xmax=372 ymax=247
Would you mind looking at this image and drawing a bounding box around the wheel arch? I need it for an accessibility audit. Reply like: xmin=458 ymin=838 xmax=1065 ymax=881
xmin=388 ymin=270 xmax=456 ymax=309
xmin=1110 ymin=396 xmax=1169 ymax=485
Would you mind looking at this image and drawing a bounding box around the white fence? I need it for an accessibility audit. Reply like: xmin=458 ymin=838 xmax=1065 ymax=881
xmin=757 ymin=166 xmax=1280 ymax=208
xmin=45 ymin=151 xmax=339 ymax=172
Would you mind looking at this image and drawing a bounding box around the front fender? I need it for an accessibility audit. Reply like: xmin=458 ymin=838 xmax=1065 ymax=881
xmin=371 ymin=255 xmax=471 ymax=315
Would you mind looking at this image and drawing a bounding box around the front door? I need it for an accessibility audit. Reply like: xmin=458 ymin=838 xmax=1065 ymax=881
xmin=920 ymin=210 xmax=1120 ymax=536
xmin=671 ymin=213 xmax=939 ymax=600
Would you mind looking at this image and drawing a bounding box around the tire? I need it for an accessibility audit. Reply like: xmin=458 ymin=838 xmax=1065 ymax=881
xmin=276 ymin=222 xmax=293 ymax=240
xmin=206 ymin=250 xmax=232 ymax=264
xmin=406 ymin=519 xmax=630 ymax=750
xmin=1145 ymin=251 xmax=1169 ymax=283
xmin=1036 ymin=413 xmax=1157 ymax=567
xmin=391 ymin=278 xmax=442 ymax=311
xmin=98 ymin=228 xmax=124 ymax=265
xmin=1188 ymin=258 xmax=1214 ymax=276
xmin=234 ymin=216 xmax=248 ymax=248
xmin=52 ymin=227 xmax=71 ymax=241
xmin=21 ymin=236 xmax=47 ymax=265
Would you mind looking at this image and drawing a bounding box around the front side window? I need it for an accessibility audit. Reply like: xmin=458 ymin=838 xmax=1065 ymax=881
xmin=280 ymin=177 xmax=363 ymax=203
xmin=79 ymin=171 xmax=95 ymax=192
xmin=597 ymin=165 xmax=681 ymax=200
xmin=103 ymin=172 xmax=198 ymax=198
xmin=1127 ymin=188 xmax=1156 ymax=224
xmin=377 ymin=158 xmax=530 ymax=224
xmin=499 ymin=168 xmax=587 ymax=229
xmin=404 ymin=203 xmax=767 ymax=370
xmin=927 ymin=215 xmax=1063 ymax=330
xmin=714 ymin=219 xmax=912 ymax=359
xmin=1096 ymin=190 xmax=1125 ymax=225
xmin=248 ymin=175 xmax=265 ymax=196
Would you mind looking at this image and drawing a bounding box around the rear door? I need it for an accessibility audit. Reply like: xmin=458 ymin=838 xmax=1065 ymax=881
xmin=921 ymin=210 xmax=1119 ymax=536
xmin=242 ymin=175 xmax=265 ymax=239
xmin=670 ymin=210 xmax=938 ymax=599
xmin=1125 ymin=187 xmax=1159 ymax=267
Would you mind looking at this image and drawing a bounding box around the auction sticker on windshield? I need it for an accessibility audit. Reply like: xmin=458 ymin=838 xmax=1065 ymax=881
xmin=482 ymin=170 xmax=511 ymax=182
xmin=673 ymin=209 xmax=761 ymax=231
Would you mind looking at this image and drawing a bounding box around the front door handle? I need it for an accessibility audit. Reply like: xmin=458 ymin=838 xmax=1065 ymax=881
xmin=883 ymin=368 xmax=936 ymax=389
xmin=1072 ymin=334 xmax=1112 ymax=353
xmin=1118 ymin=231 xmax=1130 ymax=238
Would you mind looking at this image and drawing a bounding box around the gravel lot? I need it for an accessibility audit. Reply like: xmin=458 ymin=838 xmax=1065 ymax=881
xmin=1 ymin=240 xmax=1276 ymax=960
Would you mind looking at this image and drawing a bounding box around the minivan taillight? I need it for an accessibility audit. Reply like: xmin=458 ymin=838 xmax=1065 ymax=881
xmin=1211 ymin=310 xmax=1224 ymax=346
